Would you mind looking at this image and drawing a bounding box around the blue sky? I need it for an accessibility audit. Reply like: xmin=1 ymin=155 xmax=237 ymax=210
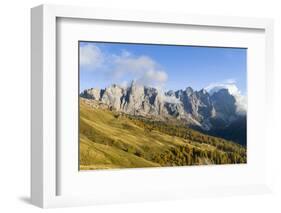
xmin=79 ymin=41 xmax=247 ymax=95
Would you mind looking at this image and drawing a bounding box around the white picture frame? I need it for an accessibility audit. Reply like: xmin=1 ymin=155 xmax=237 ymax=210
xmin=31 ymin=4 xmax=274 ymax=208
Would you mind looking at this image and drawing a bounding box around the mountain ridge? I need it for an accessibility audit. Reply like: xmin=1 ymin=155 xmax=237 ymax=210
xmin=80 ymin=81 xmax=246 ymax=145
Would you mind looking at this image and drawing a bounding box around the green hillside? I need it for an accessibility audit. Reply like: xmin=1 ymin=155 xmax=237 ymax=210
xmin=79 ymin=100 xmax=246 ymax=170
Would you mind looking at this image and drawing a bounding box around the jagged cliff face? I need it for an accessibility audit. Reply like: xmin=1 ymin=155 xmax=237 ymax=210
xmin=80 ymin=81 xmax=246 ymax=131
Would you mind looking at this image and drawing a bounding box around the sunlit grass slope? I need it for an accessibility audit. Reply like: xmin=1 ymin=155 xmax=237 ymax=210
xmin=79 ymin=100 xmax=246 ymax=170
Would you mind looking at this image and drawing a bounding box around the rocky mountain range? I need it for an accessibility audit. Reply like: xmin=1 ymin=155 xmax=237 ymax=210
xmin=80 ymin=81 xmax=247 ymax=145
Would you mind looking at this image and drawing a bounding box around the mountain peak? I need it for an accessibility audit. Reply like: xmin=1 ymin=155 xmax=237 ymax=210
xmin=81 ymin=83 xmax=246 ymax=131
xmin=185 ymin=87 xmax=193 ymax=95
xmin=199 ymin=88 xmax=208 ymax=95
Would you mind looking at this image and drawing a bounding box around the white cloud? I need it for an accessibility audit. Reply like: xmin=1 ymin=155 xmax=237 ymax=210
xmin=120 ymin=49 xmax=131 ymax=57
xmin=162 ymin=95 xmax=181 ymax=104
xmin=205 ymin=82 xmax=239 ymax=96
xmin=224 ymin=78 xmax=236 ymax=84
xmin=205 ymin=79 xmax=247 ymax=115
xmin=155 ymin=88 xmax=181 ymax=104
xmin=111 ymin=52 xmax=168 ymax=87
xmin=80 ymin=45 xmax=169 ymax=87
xmin=235 ymin=94 xmax=247 ymax=115
xmin=80 ymin=44 xmax=103 ymax=69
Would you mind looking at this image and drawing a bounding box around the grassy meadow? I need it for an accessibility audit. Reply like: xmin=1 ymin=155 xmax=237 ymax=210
xmin=79 ymin=99 xmax=246 ymax=170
